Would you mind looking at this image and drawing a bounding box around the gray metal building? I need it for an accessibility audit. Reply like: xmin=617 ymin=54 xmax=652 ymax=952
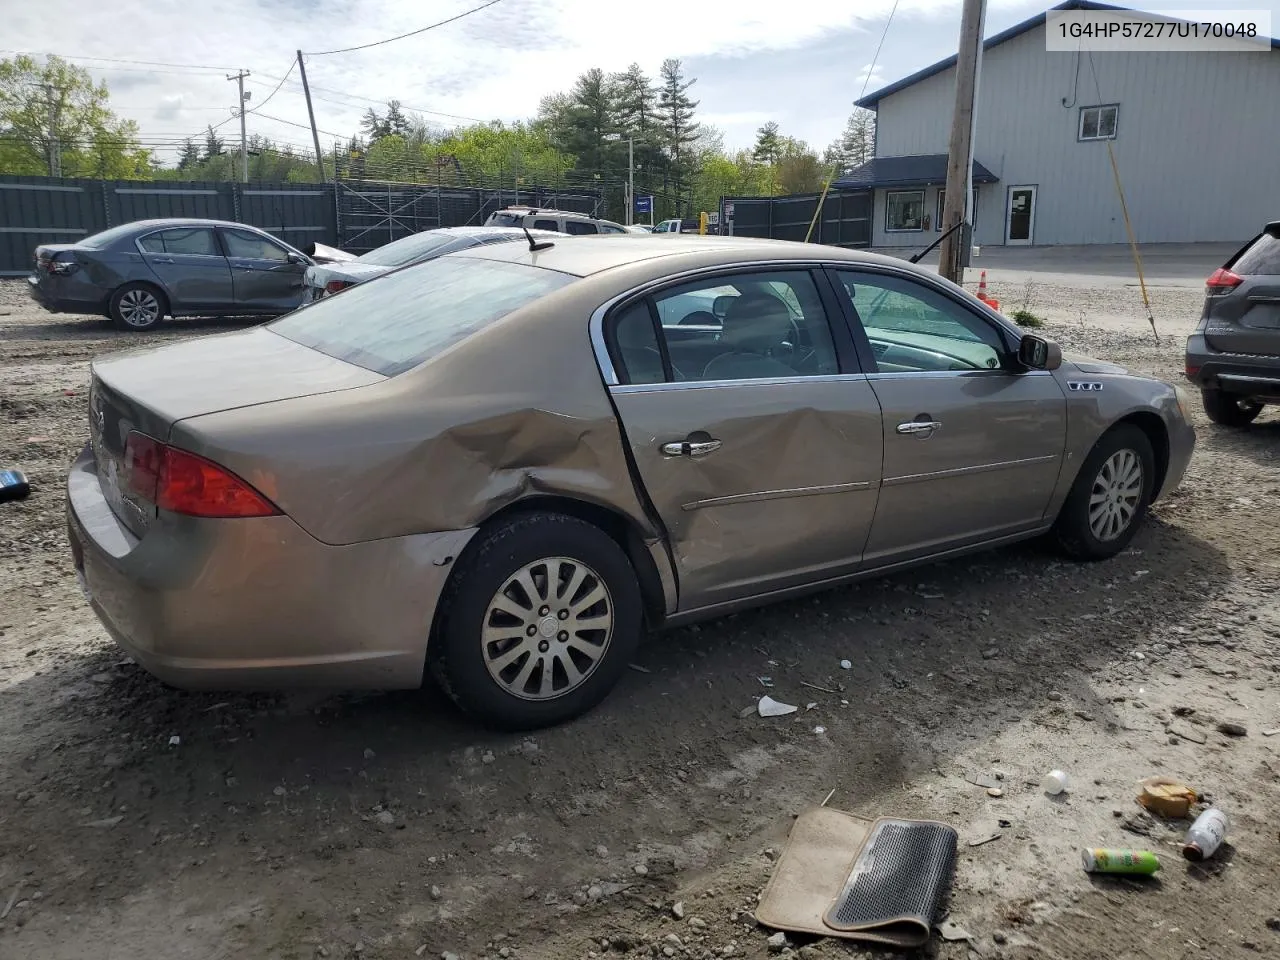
xmin=840 ymin=0 xmax=1280 ymax=248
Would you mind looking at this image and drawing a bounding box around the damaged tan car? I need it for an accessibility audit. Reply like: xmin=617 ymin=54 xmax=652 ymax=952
xmin=66 ymin=234 xmax=1195 ymax=729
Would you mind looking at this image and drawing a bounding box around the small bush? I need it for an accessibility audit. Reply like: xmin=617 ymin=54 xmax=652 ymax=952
xmin=1010 ymin=309 xmax=1045 ymax=328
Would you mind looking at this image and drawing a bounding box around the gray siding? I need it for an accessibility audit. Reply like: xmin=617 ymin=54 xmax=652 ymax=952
xmin=871 ymin=23 xmax=1280 ymax=246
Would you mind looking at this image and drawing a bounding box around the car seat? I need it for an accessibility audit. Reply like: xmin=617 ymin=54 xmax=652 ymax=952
xmin=701 ymin=292 xmax=797 ymax=380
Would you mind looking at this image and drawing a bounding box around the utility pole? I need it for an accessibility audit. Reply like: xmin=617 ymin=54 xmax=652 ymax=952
xmin=296 ymin=51 xmax=327 ymax=182
xmin=627 ymin=136 xmax=634 ymax=226
xmin=42 ymin=83 xmax=61 ymax=178
xmin=938 ymin=0 xmax=986 ymax=284
xmin=226 ymin=70 xmax=250 ymax=183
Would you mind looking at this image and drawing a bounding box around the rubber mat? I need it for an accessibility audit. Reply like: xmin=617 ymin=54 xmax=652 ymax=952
xmin=755 ymin=807 xmax=957 ymax=949
xmin=822 ymin=817 xmax=958 ymax=946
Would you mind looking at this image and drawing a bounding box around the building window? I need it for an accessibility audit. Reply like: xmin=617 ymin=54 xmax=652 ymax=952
xmin=885 ymin=190 xmax=925 ymax=232
xmin=1078 ymin=104 xmax=1119 ymax=141
xmin=936 ymin=188 xmax=978 ymax=231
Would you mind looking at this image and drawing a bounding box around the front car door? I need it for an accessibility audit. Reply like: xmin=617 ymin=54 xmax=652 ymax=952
xmin=598 ymin=266 xmax=883 ymax=611
xmin=219 ymin=227 xmax=308 ymax=314
xmin=829 ymin=267 xmax=1067 ymax=566
xmin=136 ymin=226 xmax=233 ymax=312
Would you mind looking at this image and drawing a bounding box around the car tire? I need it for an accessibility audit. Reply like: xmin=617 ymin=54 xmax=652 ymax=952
xmin=431 ymin=513 xmax=643 ymax=731
xmin=109 ymin=282 xmax=167 ymax=331
xmin=1201 ymin=388 xmax=1263 ymax=427
xmin=1053 ymin=424 xmax=1155 ymax=562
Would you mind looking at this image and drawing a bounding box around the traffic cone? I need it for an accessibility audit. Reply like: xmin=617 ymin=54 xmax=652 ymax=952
xmin=976 ymin=270 xmax=1000 ymax=311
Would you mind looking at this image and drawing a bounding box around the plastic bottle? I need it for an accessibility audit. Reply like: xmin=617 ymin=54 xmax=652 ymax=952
xmin=1182 ymin=808 xmax=1228 ymax=862
xmin=1042 ymin=769 xmax=1069 ymax=795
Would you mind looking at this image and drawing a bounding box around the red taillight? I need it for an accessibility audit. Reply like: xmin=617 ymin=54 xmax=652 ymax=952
xmin=1205 ymin=267 xmax=1243 ymax=294
xmin=325 ymin=279 xmax=351 ymax=295
xmin=124 ymin=431 xmax=279 ymax=518
xmin=1185 ymin=364 xmax=1201 ymax=377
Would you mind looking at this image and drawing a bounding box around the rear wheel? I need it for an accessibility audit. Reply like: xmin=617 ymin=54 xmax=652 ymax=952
xmin=431 ymin=513 xmax=642 ymax=730
xmin=1054 ymin=424 xmax=1155 ymax=561
xmin=109 ymin=282 xmax=167 ymax=331
xmin=1201 ymin=388 xmax=1263 ymax=427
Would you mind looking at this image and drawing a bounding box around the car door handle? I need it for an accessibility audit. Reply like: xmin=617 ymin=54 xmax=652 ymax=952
xmin=152 ymin=256 xmax=175 ymax=264
xmin=661 ymin=439 xmax=722 ymax=457
xmin=897 ymin=420 xmax=943 ymax=435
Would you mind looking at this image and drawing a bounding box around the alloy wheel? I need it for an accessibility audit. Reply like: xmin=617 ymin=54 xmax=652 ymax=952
xmin=481 ymin=557 xmax=614 ymax=701
xmin=1088 ymin=448 xmax=1144 ymax=541
xmin=119 ymin=289 xmax=160 ymax=327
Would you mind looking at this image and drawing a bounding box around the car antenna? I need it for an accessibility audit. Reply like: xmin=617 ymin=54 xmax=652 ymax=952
xmin=522 ymin=226 xmax=554 ymax=252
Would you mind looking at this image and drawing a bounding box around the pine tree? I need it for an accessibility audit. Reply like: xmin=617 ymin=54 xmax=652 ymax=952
xmin=823 ymin=107 xmax=876 ymax=175
xmin=361 ymin=107 xmax=390 ymax=141
xmin=610 ymin=63 xmax=658 ymax=198
xmin=177 ymin=138 xmax=200 ymax=171
xmin=656 ymin=58 xmax=698 ymax=211
xmin=385 ymin=100 xmax=410 ymax=137
xmin=561 ymin=68 xmax=618 ymax=179
xmin=202 ymin=125 xmax=225 ymax=161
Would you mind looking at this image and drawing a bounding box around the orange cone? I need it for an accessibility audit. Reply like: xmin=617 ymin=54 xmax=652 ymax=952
xmin=976 ymin=270 xmax=1000 ymax=311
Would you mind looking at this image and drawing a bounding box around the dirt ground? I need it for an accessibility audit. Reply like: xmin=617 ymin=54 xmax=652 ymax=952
xmin=1 ymin=271 xmax=1278 ymax=960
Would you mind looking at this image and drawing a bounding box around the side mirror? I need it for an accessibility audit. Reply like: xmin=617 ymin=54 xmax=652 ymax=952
xmin=1018 ymin=334 xmax=1063 ymax=371
xmin=287 ymin=251 xmax=308 ymax=265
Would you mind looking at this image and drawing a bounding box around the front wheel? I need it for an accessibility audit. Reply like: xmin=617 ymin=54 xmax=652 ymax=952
xmin=1201 ymin=388 xmax=1263 ymax=427
xmin=431 ymin=513 xmax=643 ymax=730
xmin=109 ymin=283 xmax=167 ymax=331
xmin=1054 ymin=424 xmax=1155 ymax=561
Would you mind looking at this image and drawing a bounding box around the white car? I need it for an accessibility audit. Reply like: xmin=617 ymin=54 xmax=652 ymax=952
xmin=484 ymin=207 xmax=627 ymax=235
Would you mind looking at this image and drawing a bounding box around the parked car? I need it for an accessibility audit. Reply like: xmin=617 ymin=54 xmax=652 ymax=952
xmin=653 ymin=218 xmax=700 ymax=234
xmin=626 ymin=224 xmax=654 ymax=234
xmin=67 ymin=236 xmax=1194 ymax=729
xmin=484 ymin=206 xmax=628 ymax=235
xmin=28 ymin=218 xmax=314 ymax=331
xmin=303 ymin=226 xmax=558 ymax=300
xmin=1185 ymin=221 xmax=1280 ymax=426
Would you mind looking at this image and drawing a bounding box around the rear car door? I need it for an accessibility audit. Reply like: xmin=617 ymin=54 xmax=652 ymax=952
xmin=599 ymin=267 xmax=883 ymax=611
xmin=219 ymin=227 xmax=308 ymax=314
xmin=1203 ymin=225 xmax=1280 ymax=357
xmin=829 ymin=267 xmax=1067 ymax=565
xmin=136 ymin=227 xmax=233 ymax=312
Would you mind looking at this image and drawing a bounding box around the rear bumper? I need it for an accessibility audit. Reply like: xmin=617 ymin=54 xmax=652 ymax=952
xmin=65 ymin=443 xmax=477 ymax=690
xmin=27 ymin=274 xmax=108 ymax=315
xmin=1185 ymin=333 xmax=1280 ymax=400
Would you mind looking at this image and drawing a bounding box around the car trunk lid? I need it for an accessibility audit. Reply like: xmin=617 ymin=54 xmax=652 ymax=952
xmin=34 ymin=243 xmax=81 ymax=273
xmin=88 ymin=328 xmax=385 ymax=536
xmin=1203 ymin=225 xmax=1280 ymax=357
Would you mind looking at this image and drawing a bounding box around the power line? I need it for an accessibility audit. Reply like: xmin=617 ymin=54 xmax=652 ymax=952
xmin=249 ymin=109 xmax=350 ymax=141
xmin=303 ymin=0 xmax=508 ymax=56
xmin=246 ymin=60 xmax=298 ymax=115
xmin=0 ymin=49 xmax=239 ymax=72
xmin=858 ymin=0 xmax=901 ymax=100
xmin=253 ymin=71 xmax=491 ymax=123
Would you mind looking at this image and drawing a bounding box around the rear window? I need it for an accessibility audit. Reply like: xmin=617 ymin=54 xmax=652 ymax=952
xmin=1232 ymin=230 xmax=1280 ymax=276
xmin=489 ymin=212 xmax=526 ymax=227
xmin=80 ymin=223 xmax=150 ymax=250
xmin=357 ymin=232 xmax=458 ymax=267
xmin=268 ymin=257 xmax=575 ymax=377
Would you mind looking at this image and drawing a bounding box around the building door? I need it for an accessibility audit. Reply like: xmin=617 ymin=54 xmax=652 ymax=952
xmin=1005 ymin=186 xmax=1037 ymax=246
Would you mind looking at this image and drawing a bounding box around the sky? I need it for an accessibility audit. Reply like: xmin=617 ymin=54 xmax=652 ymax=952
xmin=3 ymin=0 xmax=1277 ymax=165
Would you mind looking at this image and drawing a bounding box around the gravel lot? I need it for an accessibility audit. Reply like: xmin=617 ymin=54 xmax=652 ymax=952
xmin=1 ymin=272 xmax=1278 ymax=960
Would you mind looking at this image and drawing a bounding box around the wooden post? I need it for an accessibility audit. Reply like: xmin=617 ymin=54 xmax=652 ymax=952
xmin=938 ymin=0 xmax=986 ymax=284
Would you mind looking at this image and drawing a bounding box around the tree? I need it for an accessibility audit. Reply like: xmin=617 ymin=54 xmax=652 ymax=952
xmin=177 ymin=138 xmax=200 ymax=171
xmin=0 ymin=54 xmax=151 ymax=178
xmin=384 ymin=100 xmax=410 ymax=137
xmin=752 ymin=121 xmax=784 ymax=194
xmin=203 ymin=125 xmax=225 ymax=161
xmin=361 ymin=107 xmax=390 ymax=141
xmin=551 ymin=69 xmax=619 ymax=180
xmin=776 ymin=138 xmax=824 ymax=194
xmin=656 ymin=58 xmax=698 ymax=211
xmin=823 ymin=106 xmax=876 ymax=175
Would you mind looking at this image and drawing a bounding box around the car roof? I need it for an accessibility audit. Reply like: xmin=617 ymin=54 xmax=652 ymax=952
xmin=108 ymin=218 xmax=270 ymax=232
xmin=452 ymin=234 xmax=908 ymax=278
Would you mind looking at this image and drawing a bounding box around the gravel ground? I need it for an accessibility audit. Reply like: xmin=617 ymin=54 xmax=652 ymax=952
xmin=1 ymin=274 xmax=1279 ymax=960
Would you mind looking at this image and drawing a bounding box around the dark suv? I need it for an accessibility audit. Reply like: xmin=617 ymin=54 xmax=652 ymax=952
xmin=1185 ymin=222 xmax=1280 ymax=426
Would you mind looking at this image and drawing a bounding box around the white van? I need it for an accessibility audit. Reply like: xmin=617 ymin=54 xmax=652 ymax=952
xmin=484 ymin=207 xmax=628 ymax=235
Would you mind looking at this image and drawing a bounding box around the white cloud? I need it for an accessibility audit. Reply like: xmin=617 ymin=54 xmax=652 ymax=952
xmin=0 ymin=0 xmax=1052 ymax=162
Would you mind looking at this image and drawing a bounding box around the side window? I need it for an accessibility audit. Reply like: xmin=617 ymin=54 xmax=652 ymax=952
xmin=600 ymin=223 xmax=626 ymax=234
xmin=139 ymin=228 xmax=217 ymax=255
xmin=651 ymin=271 xmax=840 ymax=382
xmin=222 ymin=228 xmax=289 ymax=261
xmin=836 ymin=270 xmax=1005 ymax=373
xmin=564 ymin=220 xmax=598 ymax=235
xmin=533 ymin=219 xmax=559 ymax=232
xmin=609 ymin=301 xmax=665 ymax=385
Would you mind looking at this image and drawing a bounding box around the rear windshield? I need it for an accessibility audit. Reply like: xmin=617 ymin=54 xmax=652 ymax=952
xmin=1232 ymin=230 xmax=1280 ymax=276
xmin=80 ymin=223 xmax=149 ymax=249
xmin=356 ymin=231 xmax=458 ymax=268
xmin=268 ymin=256 xmax=575 ymax=376
xmin=489 ymin=212 xmax=526 ymax=227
